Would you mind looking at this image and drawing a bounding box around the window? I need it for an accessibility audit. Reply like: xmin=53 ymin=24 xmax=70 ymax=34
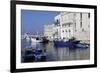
xmin=80 ymin=13 xmax=82 ymax=18
xmin=69 ymin=30 xmax=71 ymax=32
xmin=62 ymin=23 xmax=67 ymax=27
xmin=69 ymin=23 xmax=70 ymax=27
xmin=66 ymin=30 xmax=67 ymax=32
xmin=80 ymin=13 xmax=82 ymax=28
xmin=57 ymin=19 xmax=59 ymax=23
xmin=82 ymin=28 xmax=84 ymax=32
xmin=75 ymin=23 xmax=76 ymax=30
xmin=55 ymin=19 xmax=60 ymax=26
xmin=88 ymin=13 xmax=90 ymax=18
xmin=88 ymin=25 xmax=90 ymax=28
xmin=80 ymin=22 xmax=82 ymax=28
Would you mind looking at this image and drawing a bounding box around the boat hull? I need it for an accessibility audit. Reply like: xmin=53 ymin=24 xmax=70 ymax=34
xmin=31 ymin=38 xmax=42 ymax=43
xmin=53 ymin=40 xmax=89 ymax=48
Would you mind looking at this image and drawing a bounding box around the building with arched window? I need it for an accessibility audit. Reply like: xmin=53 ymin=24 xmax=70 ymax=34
xmin=53 ymin=12 xmax=90 ymax=43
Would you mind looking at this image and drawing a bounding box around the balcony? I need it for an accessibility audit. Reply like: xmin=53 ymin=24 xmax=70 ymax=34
xmin=54 ymin=19 xmax=60 ymax=26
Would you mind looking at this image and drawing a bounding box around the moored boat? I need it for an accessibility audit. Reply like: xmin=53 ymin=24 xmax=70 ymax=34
xmin=53 ymin=39 xmax=89 ymax=48
xmin=31 ymin=37 xmax=42 ymax=43
xmin=41 ymin=37 xmax=49 ymax=44
xmin=23 ymin=48 xmax=46 ymax=62
xmin=75 ymin=43 xmax=89 ymax=48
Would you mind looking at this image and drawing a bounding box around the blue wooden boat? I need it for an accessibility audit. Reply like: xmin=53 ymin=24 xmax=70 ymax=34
xmin=23 ymin=48 xmax=46 ymax=62
xmin=53 ymin=40 xmax=89 ymax=48
xmin=54 ymin=40 xmax=79 ymax=46
xmin=75 ymin=43 xmax=89 ymax=48
xmin=54 ymin=40 xmax=69 ymax=47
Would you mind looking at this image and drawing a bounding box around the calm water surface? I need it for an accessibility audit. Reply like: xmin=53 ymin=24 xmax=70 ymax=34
xmin=21 ymin=39 xmax=90 ymax=63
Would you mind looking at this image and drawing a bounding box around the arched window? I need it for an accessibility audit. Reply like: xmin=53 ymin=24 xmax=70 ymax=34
xmin=88 ymin=13 xmax=90 ymax=18
xmin=69 ymin=29 xmax=71 ymax=32
xmin=80 ymin=13 xmax=82 ymax=28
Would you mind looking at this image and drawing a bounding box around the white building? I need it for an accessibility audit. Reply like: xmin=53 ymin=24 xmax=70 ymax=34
xmin=74 ymin=13 xmax=90 ymax=42
xmin=54 ymin=12 xmax=90 ymax=42
xmin=54 ymin=12 xmax=75 ymax=39
xmin=44 ymin=24 xmax=54 ymax=41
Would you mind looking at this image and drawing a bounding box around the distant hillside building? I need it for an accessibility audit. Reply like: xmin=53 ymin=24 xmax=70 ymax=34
xmin=44 ymin=24 xmax=54 ymax=41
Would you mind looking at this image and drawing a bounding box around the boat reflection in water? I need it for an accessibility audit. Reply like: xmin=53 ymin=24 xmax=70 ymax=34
xmin=21 ymin=39 xmax=90 ymax=63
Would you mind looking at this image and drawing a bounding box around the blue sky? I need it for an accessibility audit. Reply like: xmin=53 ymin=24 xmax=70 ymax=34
xmin=21 ymin=10 xmax=59 ymax=35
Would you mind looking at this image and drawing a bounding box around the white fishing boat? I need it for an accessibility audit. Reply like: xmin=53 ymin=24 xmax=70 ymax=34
xmin=31 ymin=37 xmax=42 ymax=43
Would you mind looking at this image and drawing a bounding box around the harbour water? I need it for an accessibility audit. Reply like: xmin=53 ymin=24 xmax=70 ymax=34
xmin=21 ymin=39 xmax=90 ymax=63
